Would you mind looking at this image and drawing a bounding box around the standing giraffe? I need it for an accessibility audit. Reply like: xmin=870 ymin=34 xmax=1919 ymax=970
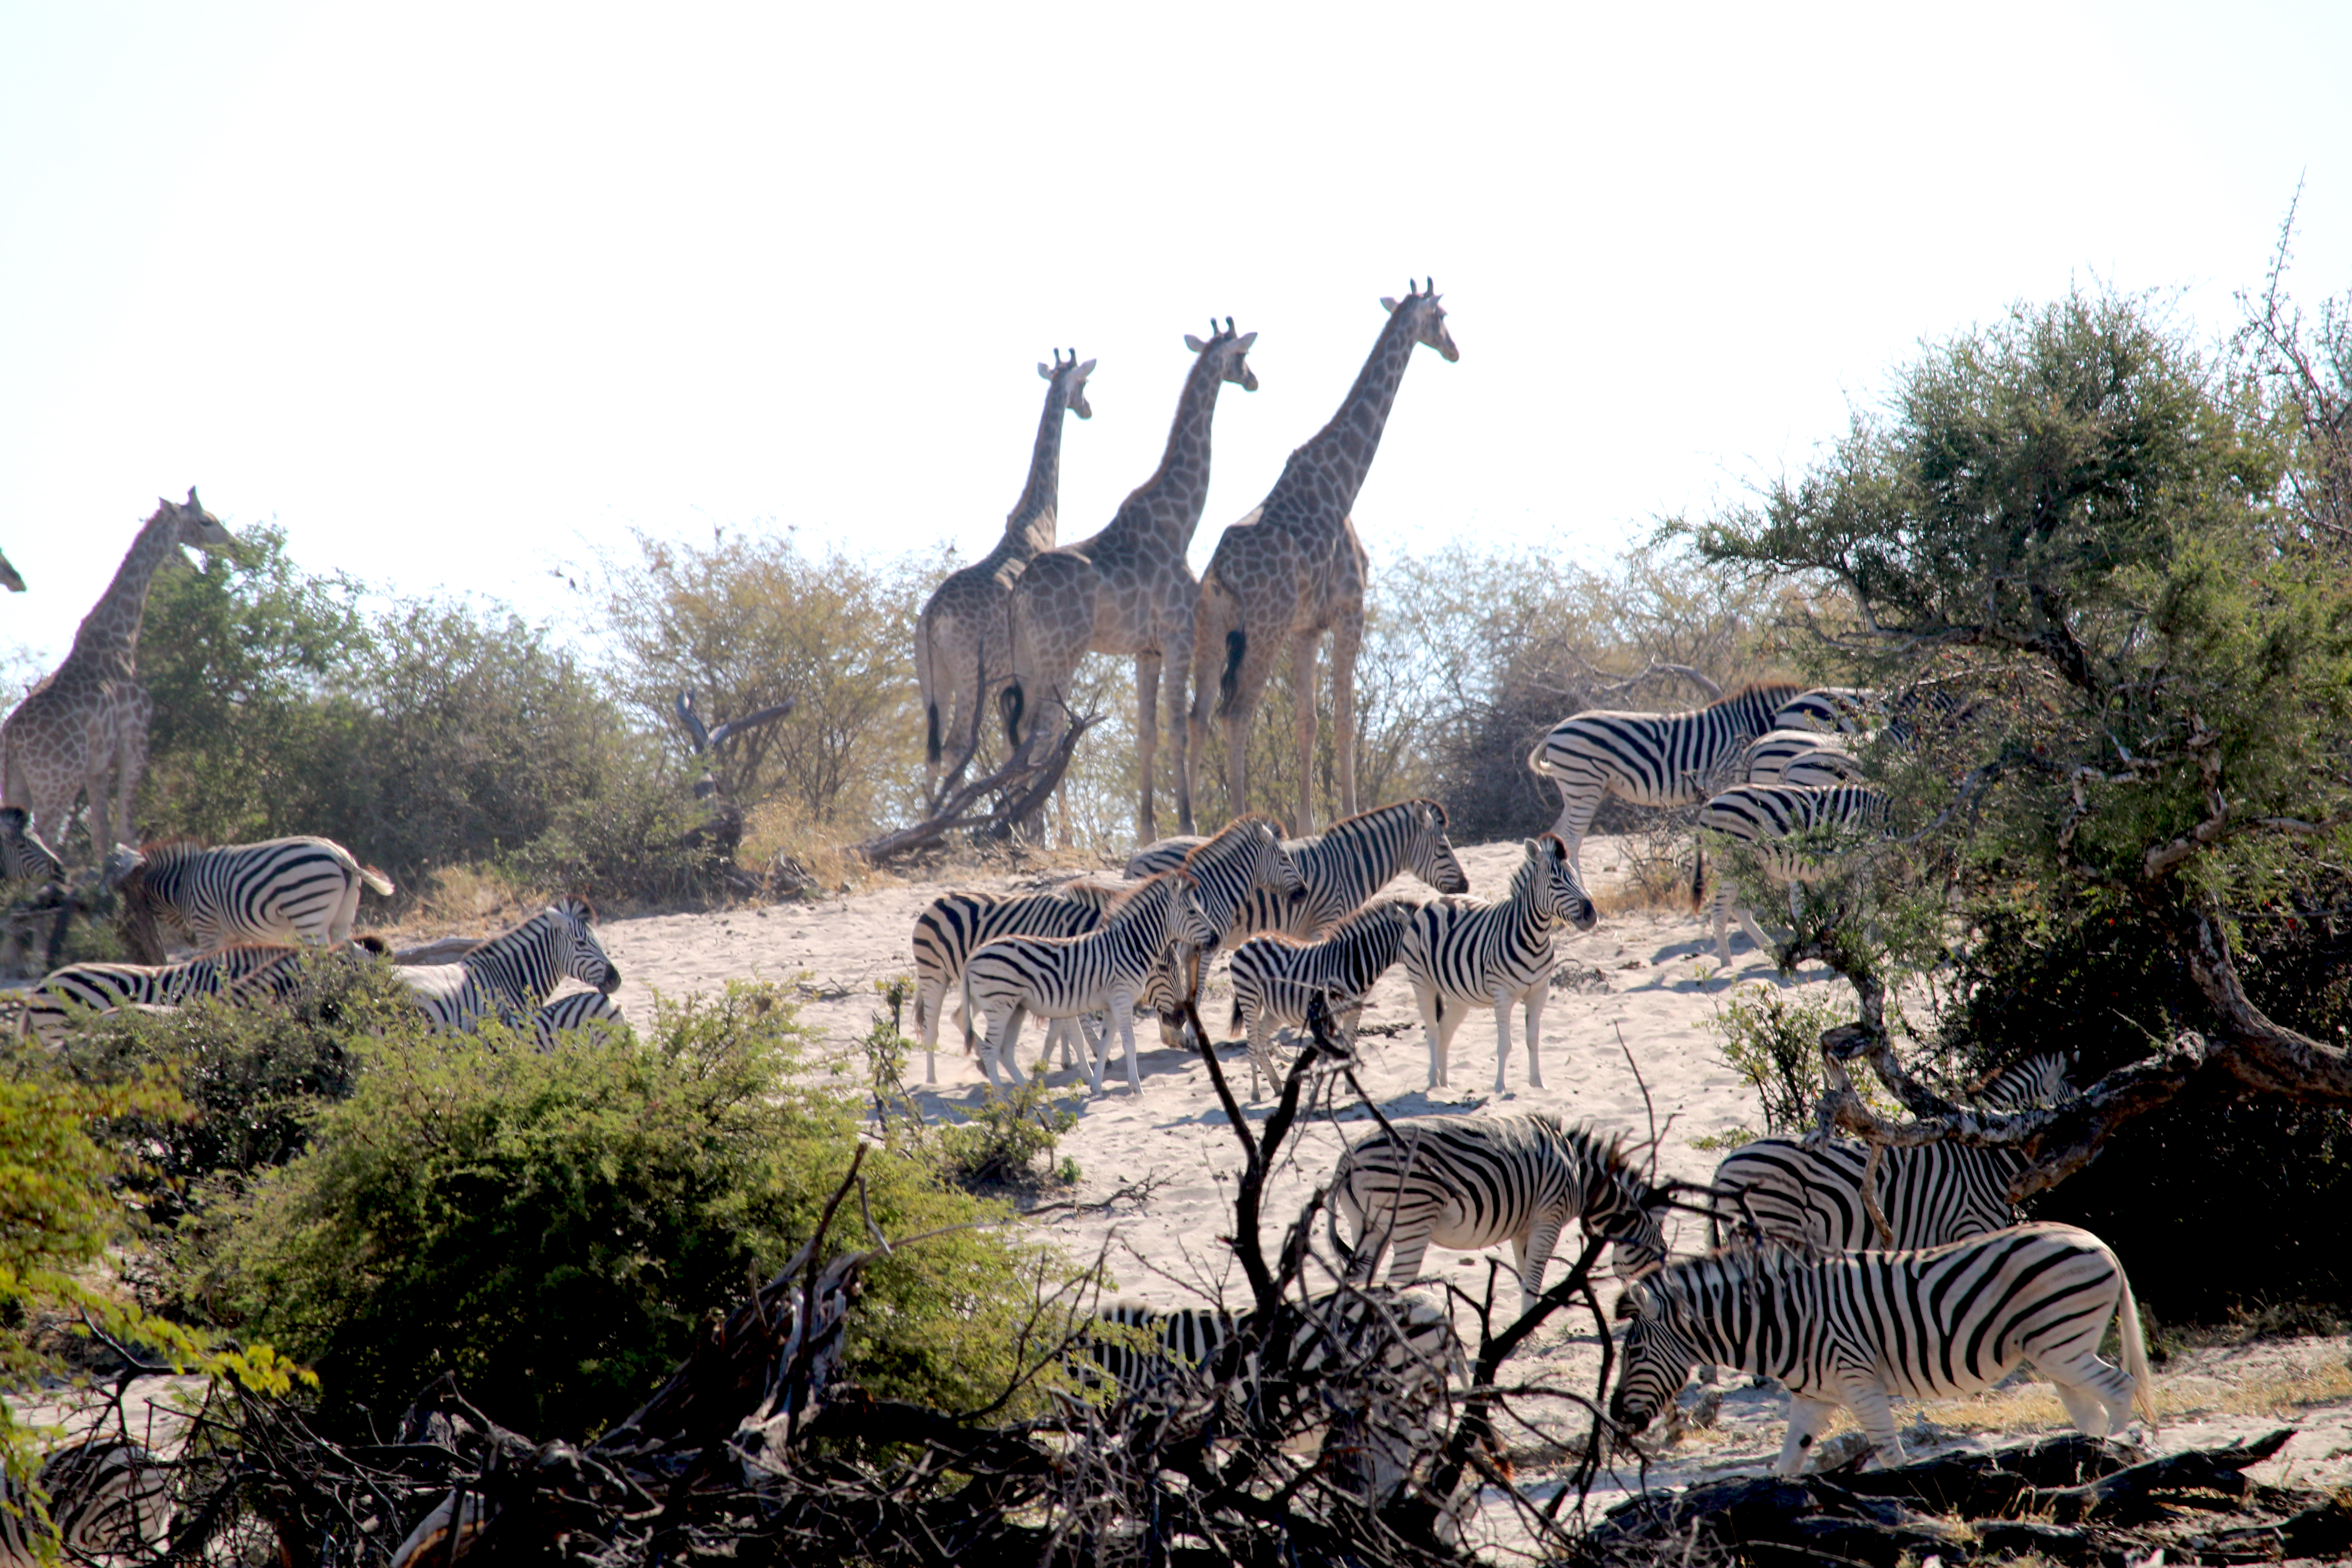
xmin=1002 ymin=320 xmax=1259 ymax=842
xmin=914 ymin=350 xmax=1095 ymax=791
xmin=1190 ymin=282 xmax=1457 ymax=836
xmin=0 ymin=490 xmax=236 ymax=855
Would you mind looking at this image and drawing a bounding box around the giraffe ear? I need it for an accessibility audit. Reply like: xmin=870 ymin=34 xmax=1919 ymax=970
xmin=1234 ymin=332 xmax=1257 ymax=351
xmin=1184 ymin=334 xmax=1207 ymax=352
xmin=1076 ymin=358 xmax=1095 ymax=378
xmin=186 ymin=486 xmax=201 ymax=508
xmin=1380 ymin=297 xmax=1400 ymax=315
xmin=1038 ymin=362 xmax=1053 ymax=380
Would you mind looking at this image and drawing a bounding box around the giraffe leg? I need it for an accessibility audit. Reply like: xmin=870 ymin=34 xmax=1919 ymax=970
xmin=1216 ymin=598 xmax=1285 ymax=825
xmin=1188 ymin=585 xmax=1234 ymax=820
xmin=1327 ymin=610 xmax=1362 ymax=825
xmin=1288 ymin=630 xmax=1320 ymax=836
xmin=1164 ymin=618 xmax=1195 ymax=836
xmin=1135 ymin=652 xmax=1162 ymax=844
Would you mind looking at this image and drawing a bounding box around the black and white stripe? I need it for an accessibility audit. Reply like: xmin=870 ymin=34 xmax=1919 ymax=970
xmin=1400 ymin=834 xmax=1595 ymax=1091
xmin=23 ymin=944 xmax=307 ymax=1046
xmin=1228 ymin=897 xmax=1421 ymax=1093
xmin=1707 ymin=1055 xmax=2072 ymax=1252
xmin=1329 ymin=1113 xmax=1667 ymax=1310
xmin=1130 ymin=799 xmax=1470 ymax=940
xmin=113 ymin=835 xmax=395 ymax=951
xmin=532 ymin=989 xmax=630 ymax=1049
xmin=1071 ymin=1298 xmax=1238 ymax=1393
xmin=1611 ymin=1223 xmax=2156 ymax=1473
xmin=1696 ymin=782 xmax=1891 ymax=964
xmin=1171 ymin=815 xmax=1305 ymax=952
xmin=1525 ymin=682 xmax=1805 ymax=867
xmin=0 ymin=805 xmax=61 ymax=883
xmin=1768 ymin=686 xmax=1877 ymax=735
xmin=0 ymin=1439 xmax=173 ymax=1565
xmin=962 ymin=872 xmax=1218 ymax=1093
xmin=394 ymin=897 xmax=621 ymax=1032
xmin=1738 ymin=728 xmax=1863 ymax=787
xmin=908 ymin=883 xmax=1118 ymax=1082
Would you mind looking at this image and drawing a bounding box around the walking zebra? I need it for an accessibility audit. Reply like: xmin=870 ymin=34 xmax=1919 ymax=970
xmin=908 ymin=882 xmax=1121 ymax=1081
xmin=0 ymin=1439 xmax=173 ymax=1566
xmin=532 ymin=989 xmax=630 ymax=1049
xmin=1129 ymin=798 xmax=1470 ymax=939
xmin=1228 ymin=897 xmax=1421 ymax=1094
xmin=1696 ymin=782 xmax=1890 ymax=965
xmin=1525 ymin=682 xmax=1805 ymax=868
xmin=1611 ymin=1222 xmax=2156 ymax=1473
xmin=393 ymin=897 xmax=621 ymax=1032
xmin=1329 ymin=1114 xmax=1667 ymax=1311
xmin=1401 ymin=833 xmax=1594 ymax=1091
xmin=111 ymin=835 xmax=394 ymax=951
xmin=962 ymin=870 xmax=1218 ymax=1093
xmin=0 ymin=805 xmax=61 ymax=883
xmin=1708 ymin=1054 xmax=2071 ymax=1252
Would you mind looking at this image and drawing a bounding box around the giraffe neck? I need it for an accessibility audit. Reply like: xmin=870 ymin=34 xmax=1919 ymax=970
xmin=1263 ymin=309 xmax=1421 ymax=525
xmin=70 ymin=508 xmax=184 ymax=675
xmin=1116 ymin=346 xmax=1231 ymax=550
xmin=1005 ymin=376 xmax=1076 ymax=559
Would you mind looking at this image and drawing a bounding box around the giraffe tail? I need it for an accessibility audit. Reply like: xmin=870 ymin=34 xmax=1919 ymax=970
xmin=916 ymin=606 xmax=943 ymax=766
xmin=1217 ymin=629 xmax=1247 ymax=718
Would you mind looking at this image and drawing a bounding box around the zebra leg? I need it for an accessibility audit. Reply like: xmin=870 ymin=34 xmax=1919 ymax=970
xmin=1246 ymin=1008 xmax=1275 ymax=1102
xmin=1513 ymin=1211 xmax=1566 ymax=1312
xmin=1491 ymin=983 xmax=1518 ymax=1092
xmin=1776 ymin=1393 xmax=1843 ymax=1476
xmin=1417 ymin=985 xmax=1449 ymax=1089
xmin=916 ymin=978 xmax=942 ymax=1084
xmin=1112 ymin=985 xmax=1142 ymax=1094
xmin=1522 ymin=981 xmax=1548 ymax=1090
xmin=1839 ymin=1378 xmax=1904 ymax=1468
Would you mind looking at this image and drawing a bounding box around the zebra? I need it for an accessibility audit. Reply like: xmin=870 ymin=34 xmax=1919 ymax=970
xmin=1738 ymin=728 xmax=1863 ymax=787
xmin=1610 ymin=1222 xmax=2156 ymax=1474
xmin=962 ymin=870 xmax=1219 ymax=1093
xmin=908 ymin=882 xmax=1120 ymax=1082
xmin=393 ymin=897 xmax=621 ymax=1032
xmin=1329 ymin=1113 xmax=1667 ymax=1311
xmin=1525 ymin=682 xmax=1804 ymax=868
xmin=1162 ymin=815 xmax=1306 ymax=952
xmin=22 ymin=943 xmax=311 ymax=1046
xmin=1769 ymin=685 xmax=1877 ymax=735
xmin=1069 ymin=1297 xmax=1238 ymax=1393
xmin=532 ymin=989 xmax=630 ymax=1049
xmin=0 ymin=805 xmax=61 ymax=883
xmin=1401 ymin=833 xmax=1595 ymax=1091
xmin=1228 ymin=897 xmax=1421 ymax=1095
xmin=1707 ymin=1054 xmax=2072 ymax=1252
xmin=110 ymin=834 xmax=395 ymax=951
xmin=0 ymin=1439 xmax=174 ymax=1565
xmin=1695 ymin=782 xmax=1890 ymax=966
xmin=1129 ymin=798 xmax=1470 ymax=939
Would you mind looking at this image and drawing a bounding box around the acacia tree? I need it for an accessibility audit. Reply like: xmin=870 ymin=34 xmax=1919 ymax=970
xmin=1684 ymin=286 xmax=2352 ymax=1191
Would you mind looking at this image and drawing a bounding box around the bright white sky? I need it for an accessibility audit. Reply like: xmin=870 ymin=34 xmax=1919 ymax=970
xmin=3 ymin=2 xmax=2347 ymax=668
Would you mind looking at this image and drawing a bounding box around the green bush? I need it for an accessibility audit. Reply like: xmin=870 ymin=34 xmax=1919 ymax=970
xmin=934 ymin=1079 xmax=1081 ymax=1192
xmin=183 ymin=983 xmax=1084 ymax=1439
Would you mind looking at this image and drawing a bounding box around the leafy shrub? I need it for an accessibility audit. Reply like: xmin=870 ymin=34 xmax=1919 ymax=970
xmin=182 ymin=983 xmax=1085 ymax=1439
xmin=934 ymin=1080 xmax=1081 ymax=1192
xmin=1697 ymin=984 xmax=1861 ymax=1148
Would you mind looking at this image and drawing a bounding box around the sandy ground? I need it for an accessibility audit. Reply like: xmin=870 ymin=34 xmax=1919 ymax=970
xmin=582 ymin=835 xmax=2352 ymax=1552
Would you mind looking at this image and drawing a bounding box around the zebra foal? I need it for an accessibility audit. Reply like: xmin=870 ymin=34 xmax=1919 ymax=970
xmin=1329 ymin=1114 xmax=1666 ymax=1311
xmin=1402 ymin=833 xmax=1594 ymax=1091
xmin=962 ymin=871 xmax=1218 ymax=1093
xmin=532 ymin=989 xmax=630 ymax=1049
xmin=1611 ymin=1223 xmax=2156 ymax=1473
xmin=23 ymin=944 xmax=309 ymax=1046
xmin=908 ymin=882 xmax=1120 ymax=1082
xmin=1228 ymin=897 xmax=1420 ymax=1095
xmin=394 ymin=897 xmax=621 ymax=1032
xmin=1696 ymin=782 xmax=1890 ymax=965
xmin=111 ymin=834 xmax=394 ymax=951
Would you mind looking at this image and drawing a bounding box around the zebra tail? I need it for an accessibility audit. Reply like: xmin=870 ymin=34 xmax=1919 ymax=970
xmin=1326 ymin=1192 xmax=1357 ymax=1276
xmin=2118 ymin=1264 xmax=2159 ymax=1432
xmin=958 ymin=962 xmax=979 ymax=1057
xmin=361 ymin=864 xmax=396 ymax=895
xmin=1217 ymin=629 xmax=1246 ymax=717
xmin=1229 ymin=995 xmax=1243 ymax=1034
xmin=917 ymin=606 xmax=943 ymax=766
xmin=1689 ymin=844 xmax=1706 ymax=915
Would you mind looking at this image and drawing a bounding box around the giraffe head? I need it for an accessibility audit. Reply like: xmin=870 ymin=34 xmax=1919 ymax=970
xmin=1378 ymin=279 xmax=1460 ymax=363
xmin=158 ymin=488 xmax=238 ymax=555
xmin=1038 ymin=349 xmax=1097 ymax=420
xmin=1182 ymin=318 xmax=1260 ymax=392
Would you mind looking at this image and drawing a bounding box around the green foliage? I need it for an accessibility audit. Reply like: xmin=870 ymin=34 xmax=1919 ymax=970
xmin=933 ymin=1079 xmax=1081 ymax=1193
xmin=185 ymin=983 xmax=1082 ymax=1439
xmin=1699 ymin=984 xmax=1861 ymax=1144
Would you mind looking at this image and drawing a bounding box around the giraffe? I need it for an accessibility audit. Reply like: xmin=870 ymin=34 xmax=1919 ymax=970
xmin=914 ymin=350 xmax=1095 ymax=793
xmin=0 ymin=490 xmax=236 ymax=855
xmin=1001 ymin=320 xmax=1260 ymax=842
xmin=1190 ymin=281 xmax=1458 ymax=836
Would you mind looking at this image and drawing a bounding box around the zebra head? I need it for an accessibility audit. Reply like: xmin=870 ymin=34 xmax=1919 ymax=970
xmin=1170 ymin=873 xmax=1222 ymax=952
xmin=1526 ymin=834 xmax=1597 ymax=932
xmin=1251 ymin=821 xmax=1308 ymax=897
xmin=1408 ymin=800 xmax=1471 ymax=894
xmin=0 ymin=805 xmax=63 ymax=884
xmin=1607 ymin=1278 xmax=1700 ymax=1434
xmin=548 ymin=897 xmax=622 ymax=993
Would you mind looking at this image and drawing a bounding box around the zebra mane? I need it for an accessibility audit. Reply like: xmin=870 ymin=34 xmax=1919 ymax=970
xmin=129 ymin=836 xmax=207 ymax=872
xmin=551 ymin=894 xmax=599 ymax=925
xmin=1179 ymin=815 xmax=1280 ymax=872
xmin=1721 ymin=680 xmax=1804 ymax=707
xmin=1969 ymin=1052 xmax=2071 ymax=1111
xmin=1629 ymin=1232 xmax=1814 ymax=1318
xmin=1102 ymin=867 xmax=1188 ymax=916
xmin=1318 ymin=796 xmax=1448 ymax=839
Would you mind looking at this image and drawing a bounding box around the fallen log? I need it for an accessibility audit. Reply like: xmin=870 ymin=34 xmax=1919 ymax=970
xmin=2026 ymin=1427 xmax=2293 ymax=1524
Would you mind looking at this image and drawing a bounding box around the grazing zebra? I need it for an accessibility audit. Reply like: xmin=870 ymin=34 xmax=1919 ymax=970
xmin=962 ymin=871 xmax=1218 ymax=1093
xmin=23 ymin=944 xmax=309 ymax=1046
xmin=908 ymin=882 xmax=1119 ymax=1082
xmin=1070 ymin=1297 xmax=1239 ymax=1393
xmin=0 ymin=1439 xmax=174 ymax=1565
xmin=1329 ymin=1114 xmax=1667 ymax=1311
xmin=1228 ymin=897 xmax=1421 ymax=1094
xmin=1707 ymin=1054 xmax=2072 ymax=1252
xmin=0 ymin=805 xmax=61 ymax=883
xmin=532 ymin=989 xmax=630 ymax=1049
xmin=1525 ymin=682 xmax=1802 ymax=867
xmin=112 ymin=835 xmax=395 ymax=951
xmin=1696 ymin=782 xmax=1890 ymax=965
xmin=1130 ymin=798 xmax=1470 ymax=939
xmin=1611 ymin=1223 xmax=2156 ymax=1473
xmin=1401 ymin=834 xmax=1595 ymax=1091
xmin=393 ymin=897 xmax=620 ymax=1032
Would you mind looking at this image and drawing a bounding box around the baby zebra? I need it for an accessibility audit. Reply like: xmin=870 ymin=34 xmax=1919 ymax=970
xmin=1402 ymin=834 xmax=1595 ymax=1091
xmin=1708 ymin=1054 xmax=2071 ymax=1251
xmin=0 ymin=805 xmax=62 ymax=883
xmin=1329 ymin=1114 xmax=1666 ymax=1311
xmin=962 ymin=871 xmax=1217 ymax=1093
xmin=395 ymin=897 xmax=621 ymax=1032
xmin=908 ymin=881 xmax=1120 ymax=1082
xmin=111 ymin=834 xmax=394 ymax=950
xmin=1611 ymin=1223 xmax=2156 ymax=1473
xmin=1696 ymin=782 xmax=1890 ymax=966
xmin=532 ymin=989 xmax=630 ymax=1049
xmin=1228 ymin=897 xmax=1421 ymax=1095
